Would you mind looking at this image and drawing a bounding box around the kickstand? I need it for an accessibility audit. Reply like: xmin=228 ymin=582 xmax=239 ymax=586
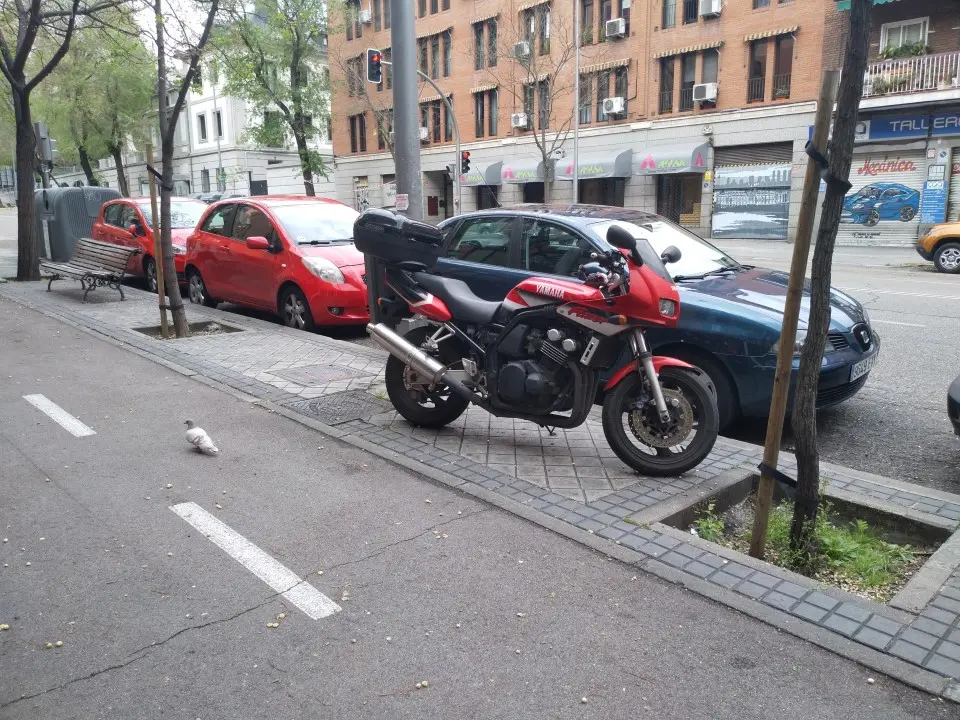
xmin=544 ymin=425 xmax=557 ymax=436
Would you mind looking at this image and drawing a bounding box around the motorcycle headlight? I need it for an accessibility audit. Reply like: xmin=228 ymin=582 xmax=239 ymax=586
xmin=770 ymin=329 xmax=807 ymax=357
xmin=658 ymin=298 xmax=677 ymax=317
xmin=302 ymin=256 xmax=345 ymax=284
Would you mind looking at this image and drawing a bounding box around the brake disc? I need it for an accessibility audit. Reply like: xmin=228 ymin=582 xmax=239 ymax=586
xmin=628 ymin=388 xmax=694 ymax=448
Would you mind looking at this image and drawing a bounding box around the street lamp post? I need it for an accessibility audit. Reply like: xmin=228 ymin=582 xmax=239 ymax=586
xmin=572 ymin=0 xmax=580 ymax=204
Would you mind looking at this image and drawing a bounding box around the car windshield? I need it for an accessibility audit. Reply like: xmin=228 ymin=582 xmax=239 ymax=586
xmin=587 ymin=218 xmax=741 ymax=280
xmin=271 ymin=203 xmax=360 ymax=244
xmin=138 ymin=201 xmax=207 ymax=230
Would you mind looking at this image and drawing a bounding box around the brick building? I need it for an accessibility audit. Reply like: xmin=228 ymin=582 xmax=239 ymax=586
xmin=329 ymin=0 xmax=960 ymax=245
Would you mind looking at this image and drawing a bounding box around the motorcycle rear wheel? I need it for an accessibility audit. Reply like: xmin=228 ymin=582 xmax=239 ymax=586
xmin=601 ymin=367 xmax=719 ymax=477
xmin=384 ymin=326 xmax=470 ymax=429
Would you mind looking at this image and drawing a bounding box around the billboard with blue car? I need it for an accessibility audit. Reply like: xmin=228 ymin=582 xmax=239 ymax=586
xmin=841 ymin=183 xmax=920 ymax=226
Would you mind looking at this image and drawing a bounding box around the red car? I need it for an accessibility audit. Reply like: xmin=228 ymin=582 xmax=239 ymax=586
xmin=92 ymin=197 xmax=208 ymax=292
xmin=184 ymin=196 xmax=369 ymax=329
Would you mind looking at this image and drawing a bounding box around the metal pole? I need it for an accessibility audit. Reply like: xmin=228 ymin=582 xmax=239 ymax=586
xmin=572 ymin=0 xmax=580 ymax=204
xmin=145 ymin=142 xmax=169 ymax=339
xmin=389 ymin=1 xmax=423 ymax=221
xmin=213 ymin=80 xmax=223 ymax=191
xmin=748 ymin=69 xmax=840 ymax=559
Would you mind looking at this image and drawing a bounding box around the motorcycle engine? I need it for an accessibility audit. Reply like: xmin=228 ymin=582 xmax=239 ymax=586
xmin=495 ymin=325 xmax=580 ymax=410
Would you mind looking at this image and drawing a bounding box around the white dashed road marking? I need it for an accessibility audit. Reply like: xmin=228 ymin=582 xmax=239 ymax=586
xmin=870 ymin=319 xmax=926 ymax=328
xmin=23 ymin=394 xmax=96 ymax=437
xmin=171 ymin=502 xmax=341 ymax=620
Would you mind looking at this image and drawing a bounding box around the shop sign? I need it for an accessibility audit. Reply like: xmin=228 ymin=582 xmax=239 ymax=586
xmin=855 ymin=157 xmax=917 ymax=176
xmin=920 ymin=181 xmax=947 ymax=224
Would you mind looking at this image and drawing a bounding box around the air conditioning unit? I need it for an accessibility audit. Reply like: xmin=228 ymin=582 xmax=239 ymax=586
xmin=510 ymin=112 xmax=530 ymax=129
xmin=605 ymin=18 xmax=626 ymax=39
xmin=602 ymin=97 xmax=625 ymax=115
xmin=359 ymin=7 xmax=372 ymax=23
xmin=700 ymin=0 xmax=721 ymax=17
xmin=513 ymin=41 xmax=531 ymax=59
xmin=419 ymin=127 xmax=429 ymax=141
xmin=693 ymin=82 xmax=718 ymax=103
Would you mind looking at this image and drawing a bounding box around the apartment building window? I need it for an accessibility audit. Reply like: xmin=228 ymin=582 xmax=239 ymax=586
xmin=474 ymin=89 xmax=498 ymax=138
xmin=594 ymin=69 xmax=608 ymax=120
xmin=192 ymin=67 xmax=203 ymax=93
xmin=431 ymin=35 xmax=440 ymax=79
xmin=474 ymin=92 xmax=485 ymax=138
xmin=420 ymin=105 xmax=429 ymax=140
xmin=614 ymin=65 xmax=628 ymax=113
xmin=376 ymin=110 xmax=393 ymax=150
xmin=373 ymin=0 xmax=381 ymax=30
xmin=197 ymin=113 xmax=208 ymax=142
xmin=345 ymin=0 xmax=362 ymax=39
xmin=748 ymin=39 xmax=767 ymax=102
xmin=442 ymin=0 xmax=449 ymax=9
xmin=523 ymin=5 xmax=551 ymax=55
xmin=598 ymin=0 xmax=611 ymax=41
xmin=579 ymin=75 xmax=592 ymax=124
xmin=443 ymin=31 xmax=452 ymax=76
xmin=474 ymin=24 xmax=485 ymax=69
xmin=773 ymin=35 xmax=793 ymax=99
xmin=880 ymin=18 xmax=928 ymax=52
xmin=617 ymin=0 xmax=630 ymax=35
xmin=662 ymin=0 xmax=676 ymax=29
xmin=679 ymin=53 xmax=696 ymax=111
xmin=523 ymin=83 xmax=534 ymax=128
xmin=701 ymin=49 xmax=718 ymax=106
xmin=384 ymin=0 xmax=391 ymax=28
xmin=753 ymin=0 xmax=770 ymax=8
xmin=201 ymin=168 xmax=210 ymax=193
xmin=418 ymin=0 xmax=426 ymax=17
xmin=346 ymin=56 xmax=363 ymax=96
xmin=474 ymin=21 xmax=497 ymax=69
xmin=488 ymin=22 xmax=497 ymax=66
xmin=215 ymin=110 xmax=223 ymax=139
xmin=538 ymin=80 xmax=550 ymax=128
xmin=682 ymin=0 xmax=697 ymax=24
xmin=659 ymin=58 xmax=674 ymax=113
xmin=349 ymin=113 xmax=367 ymax=153
xmin=430 ymin=0 xmax=438 ymax=14
xmin=432 ymin=102 xmax=441 ymax=142
xmin=581 ymin=0 xmax=593 ymax=44
xmin=418 ymin=38 xmax=428 ymax=74
xmin=444 ymin=100 xmax=454 ymax=141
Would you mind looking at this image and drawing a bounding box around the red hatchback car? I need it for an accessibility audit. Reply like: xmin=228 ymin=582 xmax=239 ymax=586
xmin=92 ymin=197 xmax=208 ymax=292
xmin=184 ymin=196 xmax=369 ymax=329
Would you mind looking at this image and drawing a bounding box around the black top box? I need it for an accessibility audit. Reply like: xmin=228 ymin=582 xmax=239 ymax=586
xmin=353 ymin=208 xmax=444 ymax=267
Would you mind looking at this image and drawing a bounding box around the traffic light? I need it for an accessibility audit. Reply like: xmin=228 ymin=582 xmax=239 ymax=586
xmin=366 ymin=49 xmax=382 ymax=84
xmin=460 ymin=151 xmax=471 ymax=175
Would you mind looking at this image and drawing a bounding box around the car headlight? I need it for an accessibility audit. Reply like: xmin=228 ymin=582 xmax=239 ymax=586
xmin=302 ymin=256 xmax=345 ymax=283
xmin=770 ymin=329 xmax=807 ymax=357
xmin=172 ymin=245 xmax=186 ymax=255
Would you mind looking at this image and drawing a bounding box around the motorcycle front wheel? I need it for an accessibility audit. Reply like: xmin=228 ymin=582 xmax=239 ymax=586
xmin=601 ymin=367 xmax=719 ymax=477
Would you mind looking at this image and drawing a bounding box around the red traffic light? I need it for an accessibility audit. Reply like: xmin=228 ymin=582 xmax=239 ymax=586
xmin=371 ymin=52 xmax=381 ymax=63
xmin=461 ymin=151 xmax=470 ymax=159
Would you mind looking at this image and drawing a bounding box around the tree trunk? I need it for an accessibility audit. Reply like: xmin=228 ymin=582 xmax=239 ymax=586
xmin=789 ymin=0 xmax=873 ymax=559
xmin=78 ymin=145 xmax=99 ymax=185
xmin=295 ymin=132 xmax=315 ymax=196
xmin=13 ymin=87 xmax=39 ymax=281
xmin=110 ymin=144 xmax=130 ymax=196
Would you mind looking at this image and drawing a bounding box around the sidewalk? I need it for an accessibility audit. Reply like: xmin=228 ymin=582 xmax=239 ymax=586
xmin=0 ymin=207 xmax=17 ymax=280
xmin=2 ymin=279 xmax=959 ymax=701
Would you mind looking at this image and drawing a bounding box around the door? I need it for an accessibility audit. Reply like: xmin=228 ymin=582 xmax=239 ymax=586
xmin=105 ymin=203 xmax=142 ymax=274
xmin=947 ymin=151 xmax=960 ymax=222
xmin=434 ymin=216 xmax=526 ymax=300
xmin=194 ymin=204 xmax=237 ymax=296
xmin=225 ymin=204 xmax=281 ymax=308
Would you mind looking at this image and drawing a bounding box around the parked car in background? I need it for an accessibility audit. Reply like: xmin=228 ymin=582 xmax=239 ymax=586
xmin=915 ymin=219 xmax=960 ymax=274
xmin=92 ymin=197 xmax=208 ymax=292
xmin=841 ymin=183 xmax=919 ymax=226
xmin=184 ymin=196 xmax=368 ymax=330
xmin=430 ymin=205 xmax=880 ymax=429
xmin=949 ymin=373 xmax=960 ymax=436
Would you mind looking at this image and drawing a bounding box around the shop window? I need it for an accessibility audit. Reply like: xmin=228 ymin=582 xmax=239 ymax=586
xmin=477 ymin=185 xmax=499 ymax=210
xmin=656 ymin=174 xmax=702 ymax=225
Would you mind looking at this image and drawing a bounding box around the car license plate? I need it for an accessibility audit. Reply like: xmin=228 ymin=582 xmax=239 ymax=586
xmin=850 ymin=354 xmax=877 ymax=382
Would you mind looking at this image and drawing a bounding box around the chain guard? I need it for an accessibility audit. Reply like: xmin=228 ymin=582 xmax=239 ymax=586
xmin=628 ymin=387 xmax=693 ymax=448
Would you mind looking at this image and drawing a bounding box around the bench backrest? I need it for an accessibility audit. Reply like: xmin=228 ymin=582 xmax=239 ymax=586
xmin=69 ymin=238 xmax=141 ymax=274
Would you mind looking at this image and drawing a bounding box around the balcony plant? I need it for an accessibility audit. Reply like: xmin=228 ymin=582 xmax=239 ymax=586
xmin=877 ymin=42 xmax=928 ymax=61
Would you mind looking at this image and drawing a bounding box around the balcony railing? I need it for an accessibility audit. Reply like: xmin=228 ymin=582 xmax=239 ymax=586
xmin=772 ymin=73 xmax=791 ymax=99
xmin=679 ymin=86 xmax=695 ymax=111
xmin=659 ymin=89 xmax=674 ymax=114
xmin=747 ymin=76 xmax=765 ymax=102
xmin=863 ymin=51 xmax=960 ymax=98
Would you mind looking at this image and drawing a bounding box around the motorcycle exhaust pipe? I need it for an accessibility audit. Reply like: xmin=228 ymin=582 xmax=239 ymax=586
xmin=366 ymin=323 xmax=485 ymax=405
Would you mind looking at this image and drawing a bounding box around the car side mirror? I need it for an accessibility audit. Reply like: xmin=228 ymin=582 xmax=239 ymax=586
xmin=127 ymin=223 xmax=140 ymax=236
xmin=246 ymin=236 xmax=271 ymax=250
xmin=660 ymin=245 xmax=682 ymax=264
xmin=606 ymin=224 xmax=643 ymax=266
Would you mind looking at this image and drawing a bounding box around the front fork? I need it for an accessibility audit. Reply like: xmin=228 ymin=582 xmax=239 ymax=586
xmin=628 ymin=329 xmax=671 ymax=423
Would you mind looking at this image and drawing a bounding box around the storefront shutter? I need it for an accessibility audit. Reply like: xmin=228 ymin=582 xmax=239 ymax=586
xmin=835 ymin=148 xmax=926 ymax=247
xmin=947 ymin=150 xmax=960 ymax=223
xmin=713 ymin=143 xmax=794 ymax=166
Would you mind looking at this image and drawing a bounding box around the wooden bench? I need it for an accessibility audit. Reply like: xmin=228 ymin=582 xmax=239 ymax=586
xmin=41 ymin=238 xmax=142 ymax=301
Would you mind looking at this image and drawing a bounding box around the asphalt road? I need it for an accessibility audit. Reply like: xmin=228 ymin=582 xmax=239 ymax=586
xmin=1 ymin=298 xmax=955 ymax=718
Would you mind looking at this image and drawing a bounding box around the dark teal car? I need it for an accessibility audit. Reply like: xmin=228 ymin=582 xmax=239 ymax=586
xmin=433 ymin=205 xmax=880 ymax=429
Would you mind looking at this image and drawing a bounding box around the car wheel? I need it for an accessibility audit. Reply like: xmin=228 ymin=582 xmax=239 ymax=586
xmin=144 ymin=256 xmax=158 ymax=294
xmin=661 ymin=349 xmax=740 ymax=431
xmin=900 ymin=205 xmax=916 ymax=222
xmin=187 ymin=269 xmax=218 ymax=307
xmin=280 ymin=286 xmax=315 ymax=331
xmin=934 ymin=242 xmax=960 ymax=274
xmin=864 ymin=210 xmax=880 ymax=227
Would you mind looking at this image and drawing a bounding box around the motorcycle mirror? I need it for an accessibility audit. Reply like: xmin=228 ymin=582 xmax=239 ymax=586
xmin=660 ymin=245 xmax=682 ymax=264
xmin=606 ymin=224 xmax=643 ymax=266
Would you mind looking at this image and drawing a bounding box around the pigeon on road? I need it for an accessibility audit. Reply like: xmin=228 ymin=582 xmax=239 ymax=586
xmin=185 ymin=419 xmax=219 ymax=456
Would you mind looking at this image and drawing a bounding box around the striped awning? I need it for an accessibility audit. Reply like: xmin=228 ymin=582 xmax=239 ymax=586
xmin=517 ymin=0 xmax=549 ymax=11
xmin=523 ymin=72 xmax=551 ymax=83
xmin=472 ymin=11 xmax=498 ymax=24
xmin=744 ymin=26 xmax=799 ymax=41
xmin=471 ymin=83 xmax=498 ymax=94
xmin=419 ymin=92 xmax=452 ymax=103
xmin=416 ymin=25 xmax=452 ymax=39
xmin=580 ymin=58 xmax=631 ymax=74
xmin=653 ymin=41 xmax=723 ymax=59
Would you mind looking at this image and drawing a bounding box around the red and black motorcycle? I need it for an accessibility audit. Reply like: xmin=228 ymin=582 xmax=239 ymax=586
xmin=354 ymin=209 xmax=719 ymax=477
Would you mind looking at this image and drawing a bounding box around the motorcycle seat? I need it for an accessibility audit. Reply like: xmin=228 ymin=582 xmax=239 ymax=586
xmin=413 ymin=272 xmax=501 ymax=325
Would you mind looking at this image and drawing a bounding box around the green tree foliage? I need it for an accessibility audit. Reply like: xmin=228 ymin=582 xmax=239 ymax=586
xmin=34 ymin=8 xmax=154 ymax=194
xmin=213 ymin=0 xmax=331 ymax=195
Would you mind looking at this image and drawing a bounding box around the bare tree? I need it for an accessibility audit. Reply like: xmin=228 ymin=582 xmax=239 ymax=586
xmin=154 ymin=0 xmax=220 ymax=337
xmin=0 ymin=0 xmax=128 ymax=280
xmin=789 ymin=0 xmax=873 ymax=562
